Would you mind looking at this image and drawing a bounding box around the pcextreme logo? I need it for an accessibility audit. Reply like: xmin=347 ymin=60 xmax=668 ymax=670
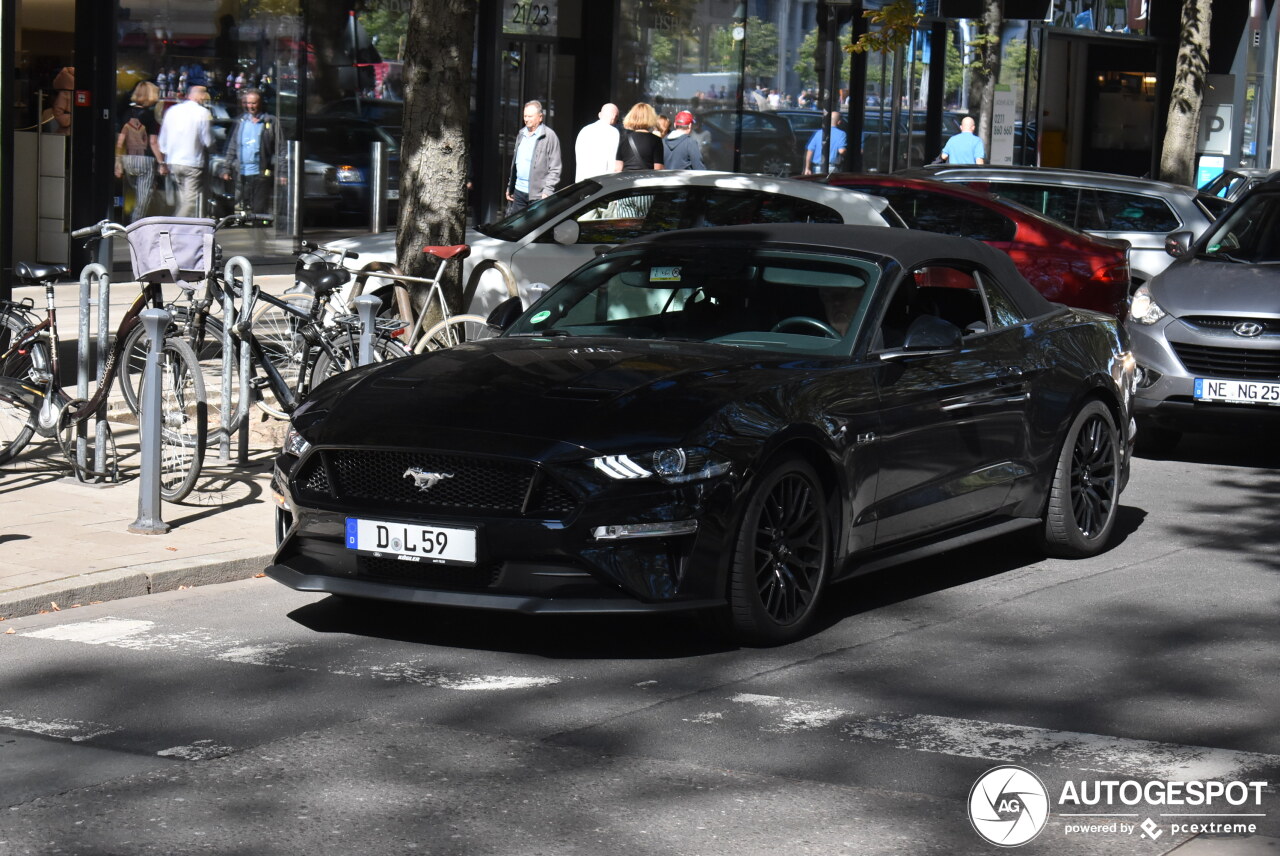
xmin=968 ymin=766 xmax=1051 ymax=847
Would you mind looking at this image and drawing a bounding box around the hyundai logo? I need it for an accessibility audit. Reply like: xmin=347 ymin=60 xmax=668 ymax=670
xmin=403 ymin=468 xmax=454 ymax=492
xmin=1233 ymin=321 xmax=1265 ymax=338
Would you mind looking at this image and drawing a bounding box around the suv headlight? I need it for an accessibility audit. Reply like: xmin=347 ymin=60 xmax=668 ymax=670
xmin=335 ymin=165 xmax=363 ymax=183
xmin=590 ymin=447 xmax=730 ymax=484
xmin=1129 ymin=285 xmax=1168 ymax=326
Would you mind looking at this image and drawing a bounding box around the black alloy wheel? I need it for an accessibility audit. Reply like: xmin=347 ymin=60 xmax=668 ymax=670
xmin=727 ymin=456 xmax=831 ymax=644
xmin=1042 ymin=400 xmax=1120 ymax=557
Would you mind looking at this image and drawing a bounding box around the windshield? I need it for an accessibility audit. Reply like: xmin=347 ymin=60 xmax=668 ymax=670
xmin=1199 ymin=192 xmax=1280 ymax=263
xmin=506 ymin=246 xmax=882 ymax=354
xmin=476 ymin=180 xmax=602 ymax=241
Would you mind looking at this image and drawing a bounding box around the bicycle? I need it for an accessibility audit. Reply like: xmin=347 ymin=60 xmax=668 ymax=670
xmin=348 ymin=244 xmax=501 ymax=354
xmin=1 ymin=220 xmax=207 ymax=501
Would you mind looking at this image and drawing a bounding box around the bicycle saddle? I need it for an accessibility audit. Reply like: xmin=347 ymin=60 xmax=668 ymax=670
xmin=422 ymin=245 xmax=470 ymax=261
xmin=297 ymin=266 xmax=351 ymax=295
xmin=14 ymin=262 xmax=70 ymax=284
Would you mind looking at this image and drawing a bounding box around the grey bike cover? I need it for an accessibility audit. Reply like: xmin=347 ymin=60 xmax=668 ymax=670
xmin=125 ymin=216 xmax=215 ymax=290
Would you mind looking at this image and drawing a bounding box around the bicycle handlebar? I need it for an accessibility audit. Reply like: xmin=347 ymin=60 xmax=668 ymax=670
xmin=300 ymin=240 xmax=360 ymax=262
xmin=214 ymin=212 xmax=274 ymax=230
xmin=71 ymin=220 xmax=128 ymax=240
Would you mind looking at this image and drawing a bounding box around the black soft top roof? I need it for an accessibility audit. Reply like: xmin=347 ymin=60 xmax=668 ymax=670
xmin=629 ymin=223 xmax=1057 ymax=318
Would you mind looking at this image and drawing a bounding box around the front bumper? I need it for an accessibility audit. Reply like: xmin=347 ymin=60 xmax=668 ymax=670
xmin=1128 ymin=317 xmax=1280 ymax=431
xmin=269 ymin=448 xmax=737 ymax=614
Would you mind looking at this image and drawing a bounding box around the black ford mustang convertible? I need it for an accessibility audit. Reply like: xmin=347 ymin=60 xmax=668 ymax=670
xmin=268 ymin=224 xmax=1134 ymax=644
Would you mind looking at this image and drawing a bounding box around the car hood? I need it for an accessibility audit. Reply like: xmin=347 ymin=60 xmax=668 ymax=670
xmin=1150 ymin=257 xmax=1280 ymax=317
xmin=299 ymin=337 xmax=793 ymax=455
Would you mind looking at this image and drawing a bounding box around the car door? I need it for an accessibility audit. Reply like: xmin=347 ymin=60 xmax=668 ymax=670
xmin=870 ymin=265 xmax=1033 ymax=545
xmin=507 ymin=185 xmax=697 ymax=287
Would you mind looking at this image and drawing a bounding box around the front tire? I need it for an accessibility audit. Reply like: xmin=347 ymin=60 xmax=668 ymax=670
xmin=1041 ymin=400 xmax=1120 ymax=558
xmin=725 ymin=456 xmax=831 ymax=645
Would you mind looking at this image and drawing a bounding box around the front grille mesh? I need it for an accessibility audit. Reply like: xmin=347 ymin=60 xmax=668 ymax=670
xmin=1172 ymin=342 xmax=1280 ymax=380
xmin=293 ymin=448 xmax=576 ymax=519
xmin=1182 ymin=316 xmax=1280 ymax=334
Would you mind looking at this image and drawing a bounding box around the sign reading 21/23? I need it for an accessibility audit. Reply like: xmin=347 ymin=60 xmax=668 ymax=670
xmin=505 ymin=1 xmax=555 ymax=34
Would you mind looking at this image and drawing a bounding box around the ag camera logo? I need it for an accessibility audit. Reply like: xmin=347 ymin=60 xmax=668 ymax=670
xmin=969 ymin=765 xmax=1050 ymax=847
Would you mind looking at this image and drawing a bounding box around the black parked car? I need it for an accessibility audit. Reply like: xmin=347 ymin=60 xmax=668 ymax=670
xmin=268 ymin=224 xmax=1134 ymax=644
xmin=697 ymin=109 xmax=799 ymax=176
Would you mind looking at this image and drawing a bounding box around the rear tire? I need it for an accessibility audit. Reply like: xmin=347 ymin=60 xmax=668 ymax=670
xmin=1041 ymin=400 xmax=1120 ymax=558
xmin=309 ymin=332 xmax=411 ymax=387
xmin=418 ymin=314 xmax=496 ymax=352
xmin=725 ymin=456 xmax=831 ymax=645
xmin=0 ymin=379 xmax=37 ymax=465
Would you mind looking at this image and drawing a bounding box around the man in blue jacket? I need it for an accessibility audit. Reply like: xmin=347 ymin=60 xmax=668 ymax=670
xmin=220 ymin=89 xmax=277 ymax=214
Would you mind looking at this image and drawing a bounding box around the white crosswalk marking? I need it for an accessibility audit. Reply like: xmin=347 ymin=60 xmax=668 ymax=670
xmin=22 ymin=617 xmax=562 ymax=691
xmin=717 ymin=694 xmax=1280 ymax=783
xmin=0 ymin=710 xmax=120 ymax=742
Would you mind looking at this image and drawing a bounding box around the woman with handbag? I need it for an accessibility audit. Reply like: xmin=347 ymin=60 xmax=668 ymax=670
xmin=612 ymin=103 xmax=665 ymax=172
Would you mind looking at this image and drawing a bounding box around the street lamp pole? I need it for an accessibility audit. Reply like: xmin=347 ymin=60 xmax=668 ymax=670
xmin=733 ymin=3 xmax=747 ymax=172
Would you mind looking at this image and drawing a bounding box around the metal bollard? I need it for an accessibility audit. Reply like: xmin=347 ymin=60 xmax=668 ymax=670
xmin=129 ymin=309 xmax=172 ymax=534
xmin=287 ymin=140 xmax=303 ymax=241
xmin=355 ymin=294 xmax=381 ymax=366
xmin=221 ymin=256 xmax=256 ymax=463
xmin=369 ymin=141 xmax=386 ymax=234
xmin=77 ymin=263 xmax=110 ymax=480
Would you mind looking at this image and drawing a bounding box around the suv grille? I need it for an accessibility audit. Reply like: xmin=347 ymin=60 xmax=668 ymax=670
xmin=293 ymin=449 xmax=577 ymax=519
xmin=1182 ymin=316 xmax=1280 ymax=335
xmin=1172 ymin=342 xmax=1280 ymax=380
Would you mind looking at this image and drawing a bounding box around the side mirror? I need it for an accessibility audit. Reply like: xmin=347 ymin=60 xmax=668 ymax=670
xmin=486 ymin=296 xmax=523 ymax=331
xmin=1165 ymin=231 xmax=1193 ymax=259
xmin=552 ymin=220 xmax=580 ymax=245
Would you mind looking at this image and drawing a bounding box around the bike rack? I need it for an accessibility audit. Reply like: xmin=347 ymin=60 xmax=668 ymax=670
xmin=128 ymin=308 xmax=171 ymax=534
xmin=221 ymin=256 xmax=256 ymax=463
xmin=354 ymin=294 xmax=381 ymax=366
xmin=77 ymin=263 xmax=115 ymax=483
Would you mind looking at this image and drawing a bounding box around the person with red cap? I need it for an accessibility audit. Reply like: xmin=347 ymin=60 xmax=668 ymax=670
xmin=663 ymin=110 xmax=705 ymax=170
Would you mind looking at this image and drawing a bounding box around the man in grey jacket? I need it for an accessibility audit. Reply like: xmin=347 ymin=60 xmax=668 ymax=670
xmin=506 ymin=100 xmax=562 ymax=213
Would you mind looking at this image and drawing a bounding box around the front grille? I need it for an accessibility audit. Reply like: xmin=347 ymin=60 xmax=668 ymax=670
xmin=357 ymin=555 xmax=501 ymax=590
xmin=293 ymin=448 xmax=577 ymax=519
xmin=1182 ymin=316 xmax=1280 ymax=334
xmin=1172 ymin=342 xmax=1280 ymax=380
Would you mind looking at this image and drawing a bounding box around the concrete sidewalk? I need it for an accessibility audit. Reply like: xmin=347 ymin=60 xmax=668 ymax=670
xmin=1 ymin=273 xmax=303 ymax=621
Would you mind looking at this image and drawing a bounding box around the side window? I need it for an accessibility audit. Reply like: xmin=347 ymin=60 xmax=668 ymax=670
xmin=877 ymin=266 xmax=987 ymax=349
xmin=702 ymin=190 xmax=842 ymax=226
xmin=1094 ymin=191 xmax=1179 ymax=232
xmin=989 ymin=183 xmax=1080 ymax=228
xmin=865 ymin=187 xmax=1015 ymax=242
xmin=974 ymin=271 xmax=1026 ymax=329
xmin=570 ymin=188 xmax=691 ymax=244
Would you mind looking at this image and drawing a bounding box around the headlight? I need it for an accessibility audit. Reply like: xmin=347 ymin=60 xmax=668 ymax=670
xmin=1129 ymin=285 xmax=1168 ymax=325
xmin=335 ymin=165 xmax=363 ymax=183
xmin=590 ymin=448 xmax=730 ymax=484
xmin=282 ymin=425 xmax=311 ymax=457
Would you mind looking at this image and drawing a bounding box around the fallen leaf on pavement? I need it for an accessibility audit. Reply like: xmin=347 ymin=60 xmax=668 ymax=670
xmin=166 ymin=546 xmax=178 ymax=551
xmin=4 ymin=628 xmax=14 ymax=635
xmin=254 ymin=573 xmax=266 ymax=578
xmin=50 ymin=602 xmax=60 ymax=611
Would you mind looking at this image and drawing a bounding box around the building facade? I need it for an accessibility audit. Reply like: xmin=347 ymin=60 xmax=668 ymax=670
xmin=2 ymin=0 xmax=1276 ymax=292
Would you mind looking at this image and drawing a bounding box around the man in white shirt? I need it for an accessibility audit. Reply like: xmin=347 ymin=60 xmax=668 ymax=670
xmin=574 ymin=103 xmax=619 ymax=183
xmin=158 ymin=85 xmax=215 ymax=217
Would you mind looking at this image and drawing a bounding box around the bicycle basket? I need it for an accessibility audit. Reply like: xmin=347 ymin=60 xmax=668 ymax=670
xmin=124 ymin=216 xmax=215 ymax=290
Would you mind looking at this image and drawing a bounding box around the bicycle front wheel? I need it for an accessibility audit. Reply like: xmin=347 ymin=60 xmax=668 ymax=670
xmin=138 ymin=337 xmax=207 ymax=503
xmin=418 ymin=314 xmax=497 ymax=353
xmin=309 ymin=333 xmax=411 ymax=388
xmin=250 ymin=293 xmax=314 ymax=419
xmin=122 ymin=312 xmax=241 ymax=436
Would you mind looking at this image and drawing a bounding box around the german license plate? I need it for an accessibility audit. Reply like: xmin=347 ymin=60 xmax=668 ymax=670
xmin=345 ymin=517 xmax=476 ymax=565
xmin=386 ymin=189 xmax=400 ymax=200
xmin=1194 ymin=378 xmax=1280 ymax=406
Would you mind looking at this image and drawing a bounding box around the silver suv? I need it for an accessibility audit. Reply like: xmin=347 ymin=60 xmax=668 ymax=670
xmin=1126 ymin=175 xmax=1280 ymax=453
xmin=902 ymin=165 xmax=1230 ymax=285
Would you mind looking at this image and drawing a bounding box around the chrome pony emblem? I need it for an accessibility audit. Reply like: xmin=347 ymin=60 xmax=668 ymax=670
xmin=1233 ymin=321 xmax=1265 ymax=338
xmin=403 ymin=468 xmax=455 ymax=492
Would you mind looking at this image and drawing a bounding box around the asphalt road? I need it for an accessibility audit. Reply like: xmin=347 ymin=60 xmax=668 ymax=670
xmin=2 ymin=435 xmax=1278 ymax=855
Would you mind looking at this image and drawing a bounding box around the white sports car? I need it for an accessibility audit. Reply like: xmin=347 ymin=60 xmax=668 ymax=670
xmin=322 ymin=170 xmax=896 ymax=319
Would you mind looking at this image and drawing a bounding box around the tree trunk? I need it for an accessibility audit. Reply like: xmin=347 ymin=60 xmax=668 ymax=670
xmin=398 ymin=0 xmax=475 ymax=315
xmin=1159 ymin=0 xmax=1212 ymax=185
xmin=970 ymin=0 xmax=1003 ymax=149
